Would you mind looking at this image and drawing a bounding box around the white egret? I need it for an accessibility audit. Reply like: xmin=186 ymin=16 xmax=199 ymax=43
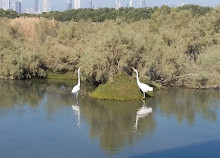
xmin=71 ymin=67 xmax=80 ymax=100
xmin=131 ymin=67 xmax=153 ymax=100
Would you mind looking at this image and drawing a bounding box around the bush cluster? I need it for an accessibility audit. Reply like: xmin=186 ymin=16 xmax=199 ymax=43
xmin=0 ymin=6 xmax=219 ymax=88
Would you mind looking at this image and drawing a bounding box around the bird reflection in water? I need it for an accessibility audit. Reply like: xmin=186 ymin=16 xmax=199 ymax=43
xmin=134 ymin=100 xmax=152 ymax=130
xmin=72 ymin=104 xmax=80 ymax=128
xmin=71 ymin=67 xmax=81 ymax=128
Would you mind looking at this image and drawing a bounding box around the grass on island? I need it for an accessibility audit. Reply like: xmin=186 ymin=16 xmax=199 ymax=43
xmin=89 ymin=73 xmax=158 ymax=101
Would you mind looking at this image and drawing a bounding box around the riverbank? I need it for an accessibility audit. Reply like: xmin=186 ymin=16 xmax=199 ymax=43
xmin=0 ymin=6 xmax=220 ymax=89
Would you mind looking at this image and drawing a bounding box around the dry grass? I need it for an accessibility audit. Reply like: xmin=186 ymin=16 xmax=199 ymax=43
xmin=10 ymin=17 xmax=41 ymax=39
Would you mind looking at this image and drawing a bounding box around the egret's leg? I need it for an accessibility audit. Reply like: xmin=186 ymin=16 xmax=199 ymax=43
xmin=76 ymin=92 xmax=78 ymax=100
xmin=77 ymin=92 xmax=79 ymax=104
xmin=142 ymin=93 xmax=145 ymax=100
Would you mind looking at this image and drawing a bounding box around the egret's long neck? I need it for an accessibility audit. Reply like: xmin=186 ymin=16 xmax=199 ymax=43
xmin=136 ymin=71 xmax=141 ymax=85
xmin=78 ymin=70 xmax=80 ymax=85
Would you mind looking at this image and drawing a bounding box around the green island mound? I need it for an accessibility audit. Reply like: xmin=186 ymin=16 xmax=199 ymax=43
xmin=89 ymin=74 xmax=159 ymax=101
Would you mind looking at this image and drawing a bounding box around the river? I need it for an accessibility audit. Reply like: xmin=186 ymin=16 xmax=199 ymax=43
xmin=0 ymin=80 xmax=220 ymax=158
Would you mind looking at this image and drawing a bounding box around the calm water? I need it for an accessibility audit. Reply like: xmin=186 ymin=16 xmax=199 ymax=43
xmin=0 ymin=80 xmax=220 ymax=158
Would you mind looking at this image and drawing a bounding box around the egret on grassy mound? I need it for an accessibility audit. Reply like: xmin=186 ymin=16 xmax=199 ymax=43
xmin=72 ymin=67 xmax=80 ymax=100
xmin=131 ymin=67 xmax=153 ymax=100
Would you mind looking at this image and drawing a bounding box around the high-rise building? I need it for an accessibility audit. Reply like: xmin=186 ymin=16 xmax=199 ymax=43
xmin=140 ymin=0 xmax=146 ymax=8
xmin=43 ymin=0 xmax=49 ymax=12
xmin=89 ymin=0 xmax=92 ymax=9
xmin=94 ymin=3 xmax=98 ymax=9
xmin=15 ymin=1 xmax=21 ymax=13
xmin=67 ymin=0 xmax=72 ymax=10
xmin=74 ymin=0 xmax=80 ymax=9
xmin=39 ymin=0 xmax=43 ymax=13
xmin=115 ymin=0 xmax=121 ymax=10
xmin=129 ymin=0 xmax=133 ymax=7
xmin=35 ymin=0 xmax=39 ymax=13
xmin=115 ymin=0 xmax=117 ymax=9
xmin=2 ymin=0 xmax=10 ymax=10
xmin=0 ymin=0 xmax=3 ymax=9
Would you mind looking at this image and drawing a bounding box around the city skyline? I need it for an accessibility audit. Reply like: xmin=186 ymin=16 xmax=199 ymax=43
xmin=20 ymin=0 xmax=220 ymax=12
xmin=0 ymin=0 xmax=219 ymax=13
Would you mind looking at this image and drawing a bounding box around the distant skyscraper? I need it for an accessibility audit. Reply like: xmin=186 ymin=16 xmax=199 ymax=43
xmin=43 ymin=0 xmax=48 ymax=12
xmin=67 ymin=0 xmax=72 ymax=10
xmin=115 ymin=0 xmax=121 ymax=10
xmin=140 ymin=0 xmax=146 ymax=8
xmin=89 ymin=0 xmax=92 ymax=9
xmin=39 ymin=0 xmax=43 ymax=13
xmin=35 ymin=0 xmax=39 ymax=12
xmin=94 ymin=3 xmax=98 ymax=9
xmin=129 ymin=0 xmax=133 ymax=7
xmin=0 ymin=0 xmax=3 ymax=8
xmin=74 ymin=0 xmax=80 ymax=9
xmin=15 ymin=1 xmax=21 ymax=13
xmin=2 ymin=0 xmax=10 ymax=10
xmin=115 ymin=0 xmax=117 ymax=9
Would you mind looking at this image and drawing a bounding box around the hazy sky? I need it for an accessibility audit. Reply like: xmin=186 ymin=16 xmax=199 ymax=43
xmin=21 ymin=0 xmax=220 ymax=12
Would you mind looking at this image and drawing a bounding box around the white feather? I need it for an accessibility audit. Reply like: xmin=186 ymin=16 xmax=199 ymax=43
xmin=72 ymin=68 xmax=80 ymax=94
xmin=132 ymin=67 xmax=153 ymax=99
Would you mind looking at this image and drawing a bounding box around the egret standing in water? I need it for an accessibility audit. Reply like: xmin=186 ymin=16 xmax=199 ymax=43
xmin=72 ymin=67 xmax=80 ymax=100
xmin=131 ymin=67 xmax=153 ymax=100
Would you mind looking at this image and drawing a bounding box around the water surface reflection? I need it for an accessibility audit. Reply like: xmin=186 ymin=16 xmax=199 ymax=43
xmin=80 ymin=99 xmax=156 ymax=154
xmin=72 ymin=104 xmax=80 ymax=127
xmin=0 ymin=80 xmax=220 ymax=158
xmin=154 ymin=88 xmax=219 ymax=125
xmin=134 ymin=100 xmax=153 ymax=130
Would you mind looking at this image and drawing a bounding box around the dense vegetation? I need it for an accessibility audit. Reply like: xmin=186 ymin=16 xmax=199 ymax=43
xmin=0 ymin=5 xmax=220 ymax=88
xmin=0 ymin=5 xmax=212 ymax=22
xmin=39 ymin=5 xmax=212 ymax=22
